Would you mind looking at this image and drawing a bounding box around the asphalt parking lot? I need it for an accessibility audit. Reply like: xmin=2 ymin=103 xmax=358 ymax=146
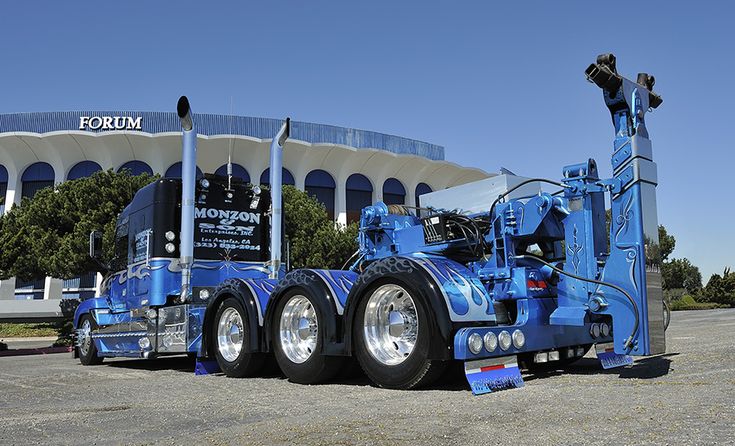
xmin=1 ymin=309 xmax=734 ymax=446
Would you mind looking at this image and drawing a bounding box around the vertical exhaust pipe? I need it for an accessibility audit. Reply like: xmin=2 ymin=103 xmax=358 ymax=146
xmin=269 ymin=118 xmax=290 ymax=279
xmin=177 ymin=96 xmax=196 ymax=302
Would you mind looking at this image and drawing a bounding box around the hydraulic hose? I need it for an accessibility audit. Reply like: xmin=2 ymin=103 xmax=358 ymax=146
xmin=513 ymin=254 xmax=639 ymax=351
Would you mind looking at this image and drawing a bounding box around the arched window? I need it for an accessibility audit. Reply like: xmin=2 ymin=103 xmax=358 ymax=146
xmin=382 ymin=178 xmax=405 ymax=205
xmin=0 ymin=165 xmax=7 ymax=214
xmin=67 ymin=161 xmax=102 ymax=180
xmin=259 ymin=168 xmax=295 ymax=186
xmin=165 ymin=162 xmax=204 ymax=179
xmin=21 ymin=162 xmax=55 ymax=199
xmin=346 ymin=174 xmax=373 ymax=224
xmin=305 ymin=170 xmax=336 ymax=220
xmin=415 ymin=183 xmax=433 ymax=217
xmin=215 ymin=164 xmax=250 ymax=183
xmin=118 ymin=161 xmax=153 ymax=176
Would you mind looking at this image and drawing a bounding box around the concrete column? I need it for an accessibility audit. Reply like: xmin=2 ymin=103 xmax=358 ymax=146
xmin=294 ymin=170 xmax=306 ymax=191
xmin=0 ymin=277 xmax=16 ymax=300
xmin=43 ymin=277 xmax=63 ymax=300
xmin=373 ymin=176 xmax=385 ymax=203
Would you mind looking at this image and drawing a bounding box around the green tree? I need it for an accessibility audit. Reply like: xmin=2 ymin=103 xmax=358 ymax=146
xmin=658 ymin=225 xmax=675 ymax=262
xmin=661 ymin=258 xmax=702 ymax=293
xmin=701 ymin=268 xmax=735 ymax=307
xmin=0 ymin=170 xmax=157 ymax=280
xmin=283 ymin=185 xmax=358 ymax=269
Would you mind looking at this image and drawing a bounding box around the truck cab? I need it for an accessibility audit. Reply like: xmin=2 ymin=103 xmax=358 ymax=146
xmin=75 ymin=173 xmax=273 ymax=360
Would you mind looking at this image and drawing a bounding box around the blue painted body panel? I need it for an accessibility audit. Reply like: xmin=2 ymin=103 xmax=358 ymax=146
xmin=311 ymin=269 xmax=358 ymax=314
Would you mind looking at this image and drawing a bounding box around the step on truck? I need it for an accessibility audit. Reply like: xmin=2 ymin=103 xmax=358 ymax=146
xmin=74 ymin=54 xmax=667 ymax=393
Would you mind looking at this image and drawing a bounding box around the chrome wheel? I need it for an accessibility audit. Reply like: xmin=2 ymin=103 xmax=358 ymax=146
xmin=217 ymin=307 xmax=244 ymax=363
xmin=79 ymin=319 xmax=92 ymax=357
xmin=279 ymin=295 xmax=318 ymax=364
xmin=363 ymin=284 xmax=418 ymax=366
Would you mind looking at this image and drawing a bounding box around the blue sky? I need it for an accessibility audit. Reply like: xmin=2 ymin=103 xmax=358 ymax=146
xmin=0 ymin=2 xmax=732 ymax=280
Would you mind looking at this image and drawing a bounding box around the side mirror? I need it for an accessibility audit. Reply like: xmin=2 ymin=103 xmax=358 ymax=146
xmin=89 ymin=231 xmax=103 ymax=259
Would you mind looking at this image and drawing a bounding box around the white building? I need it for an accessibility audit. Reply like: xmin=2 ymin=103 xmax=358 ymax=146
xmin=0 ymin=111 xmax=489 ymax=318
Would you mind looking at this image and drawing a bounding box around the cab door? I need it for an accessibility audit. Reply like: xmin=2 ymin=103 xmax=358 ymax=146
xmin=107 ymin=218 xmax=129 ymax=312
xmin=127 ymin=209 xmax=153 ymax=310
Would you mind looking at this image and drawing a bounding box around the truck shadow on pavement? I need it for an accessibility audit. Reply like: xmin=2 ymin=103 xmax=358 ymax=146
xmin=523 ymin=353 xmax=678 ymax=382
xmin=103 ymin=355 xmax=195 ymax=373
xmin=99 ymin=354 xmax=676 ymax=391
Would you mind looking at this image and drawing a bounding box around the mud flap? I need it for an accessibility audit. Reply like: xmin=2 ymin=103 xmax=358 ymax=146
xmin=464 ymin=356 xmax=524 ymax=395
xmin=194 ymin=359 xmax=221 ymax=375
xmin=595 ymin=342 xmax=633 ymax=369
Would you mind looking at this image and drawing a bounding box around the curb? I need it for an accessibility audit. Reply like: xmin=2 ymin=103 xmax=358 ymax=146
xmin=0 ymin=346 xmax=72 ymax=357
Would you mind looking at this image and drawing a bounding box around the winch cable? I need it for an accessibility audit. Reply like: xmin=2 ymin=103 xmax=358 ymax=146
xmin=513 ymin=254 xmax=639 ymax=351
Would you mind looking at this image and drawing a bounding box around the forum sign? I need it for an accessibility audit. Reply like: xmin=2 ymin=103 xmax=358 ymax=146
xmin=79 ymin=116 xmax=143 ymax=131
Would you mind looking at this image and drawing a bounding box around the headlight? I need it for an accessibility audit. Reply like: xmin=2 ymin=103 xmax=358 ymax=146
xmin=468 ymin=333 xmax=483 ymax=354
xmin=498 ymin=330 xmax=512 ymax=351
xmin=165 ymin=231 xmax=176 ymax=241
xmin=484 ymin=332 xmax=498 ymax=352
xmin=165 ymin=242 xmax=176 ymax=253
xmin=512 ymin=329 xmax=525 ymax=349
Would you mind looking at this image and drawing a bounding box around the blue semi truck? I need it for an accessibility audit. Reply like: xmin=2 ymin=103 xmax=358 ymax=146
xmin=74 ymin=54 xmax=667 ymax=392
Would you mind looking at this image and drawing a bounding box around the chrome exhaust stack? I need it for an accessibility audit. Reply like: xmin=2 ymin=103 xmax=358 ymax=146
xmin=177 ymin=96 xmax=196 ymax=302
xmin=268 ymin=118 xmax=290 ymax=279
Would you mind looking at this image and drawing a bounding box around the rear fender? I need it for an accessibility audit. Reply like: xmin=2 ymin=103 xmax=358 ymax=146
xmin=200 ymin=278 xmax=265 ymax=358
xmin=265 ymin=269 xmax=355 ymax=356
xmin=342 ymin=257 xmax=457 ymax=360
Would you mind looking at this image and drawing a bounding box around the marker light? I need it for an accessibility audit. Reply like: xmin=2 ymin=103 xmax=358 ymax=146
xmin=199 ymin=289 xmax=210 ymax=300
xmin=165 ymin=243 xmax=176 ymax=253
xmin=484 ymin=332 xmax=498 ymax=352
xmin=200 ymin=179 xmax=210 ymax=189
xmin=138 ymin=337 xmax=151 ymax=349
xmin=590 ymin=323 xmax=601 ymax=338
xmin=600 ymin=322 xmax=610 ymax=337
xmin=498 ymin=331 xmax=512 ymax=351
xmin=252 ymin=185 xmax=262 ymax=195
xmin=512 ymin=329 xmax=525 ymax=349
xmin=145 ymin=309 xmax=157 ymax=320
xmin=165 ymin=231 xmax=176 ymax=241
xmin=468 ymin=333 xmax=483 ymax=354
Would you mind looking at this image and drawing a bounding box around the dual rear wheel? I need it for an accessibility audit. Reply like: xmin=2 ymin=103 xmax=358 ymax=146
xmin=272 ymin=281 xmax=445 ymax=390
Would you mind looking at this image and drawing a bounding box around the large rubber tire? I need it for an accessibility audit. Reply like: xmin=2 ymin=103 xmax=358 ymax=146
xmin=353 ymin=278 xmax=447 ymax=390
xmin=78 ymin=315 xmax=103 ymax=366
xmin=212 ymin=297 xmax=265 ymax=378
xmin=272 ymin=287 xmax=344 ymax=384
